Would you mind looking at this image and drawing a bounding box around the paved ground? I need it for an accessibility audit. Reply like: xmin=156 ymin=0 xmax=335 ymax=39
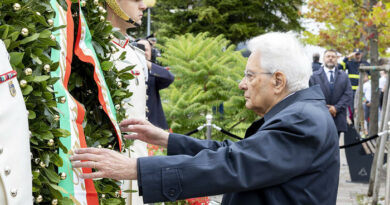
xmin=337 ymin=134 xmax=386 ymax=205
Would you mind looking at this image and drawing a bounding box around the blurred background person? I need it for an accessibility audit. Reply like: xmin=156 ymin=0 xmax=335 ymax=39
xmin=312 ymin=53 xmax=321 ymax=72
xmin=137 ymin=39 xmax=175 ymax=130
xmin=362 ymin=73 xmax=371 ymax=135
xmin=343 ymin=48 xmax=370 ymax=117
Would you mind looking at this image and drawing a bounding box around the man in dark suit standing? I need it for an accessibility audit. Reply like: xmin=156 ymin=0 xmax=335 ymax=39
xmin=310 ymin=49 xmax=353 ymax=135
xmin=71 ymin=33 xmax=340 ymax=205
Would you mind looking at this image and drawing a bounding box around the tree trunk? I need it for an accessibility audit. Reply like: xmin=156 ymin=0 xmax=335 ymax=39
xmin=368 ymin=23 xmax=379 ymax=137
xmin=368 ymin=1 xmax=380 ymax=204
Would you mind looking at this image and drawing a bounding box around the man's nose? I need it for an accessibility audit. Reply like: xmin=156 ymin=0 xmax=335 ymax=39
xmin=238 ymin=78 xmax=247 ymax=90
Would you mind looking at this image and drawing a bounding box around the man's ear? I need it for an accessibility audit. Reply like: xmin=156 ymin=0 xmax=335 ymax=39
xmin=273 ymin=72 xmax=287 ymax=92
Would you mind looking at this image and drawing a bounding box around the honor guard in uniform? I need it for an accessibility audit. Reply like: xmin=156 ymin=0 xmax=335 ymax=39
xmin=0 ymin=40 xmax=33 ymax=204
xmin=106 ymin=0 xmax=147 ymax=204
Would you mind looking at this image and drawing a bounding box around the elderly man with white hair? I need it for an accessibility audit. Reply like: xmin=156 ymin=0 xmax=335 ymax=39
xmin=70 ymin=32 xmax=340 ymax=205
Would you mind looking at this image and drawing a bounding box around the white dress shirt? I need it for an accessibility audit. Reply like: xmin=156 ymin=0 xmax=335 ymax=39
xmin=323 ymin=67 xmax=336 ymax=83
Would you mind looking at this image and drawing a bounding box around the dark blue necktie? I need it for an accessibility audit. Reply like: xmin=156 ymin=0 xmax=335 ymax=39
xmin=329 ymin=70 xmax=334 ymax=92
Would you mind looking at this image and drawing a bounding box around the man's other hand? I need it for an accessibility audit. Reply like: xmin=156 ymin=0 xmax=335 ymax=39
xmin=120 ymin=118 xmax=169 ymax=148
xmin=328 ymin=105 xmax=337 ymax=117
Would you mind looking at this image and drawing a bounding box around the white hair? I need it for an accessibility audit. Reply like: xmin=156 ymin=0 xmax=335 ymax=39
xmin=247 ymin=32 xmax=312 ymax=92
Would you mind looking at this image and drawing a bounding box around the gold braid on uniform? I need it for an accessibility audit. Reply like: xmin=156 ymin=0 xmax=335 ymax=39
xmin=106 ymin=0 xmax=138 ymax=26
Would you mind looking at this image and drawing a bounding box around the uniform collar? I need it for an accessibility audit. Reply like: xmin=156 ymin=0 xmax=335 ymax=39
xmin=112 ymin=35 xmax=136 ymax=48
xmin=323 ymin=66 xmax=335 ymax=72
xmin=244 ymin=86 xmax=325 ymax=139
xmin=112 ymin=38 xmax=129 ymax=48
xmin=263 ymin=86 xmax=325 ymax=122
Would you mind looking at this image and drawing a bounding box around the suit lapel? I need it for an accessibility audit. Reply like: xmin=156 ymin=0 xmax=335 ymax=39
xmin=333 ymin=68 xmax=339 ymax=85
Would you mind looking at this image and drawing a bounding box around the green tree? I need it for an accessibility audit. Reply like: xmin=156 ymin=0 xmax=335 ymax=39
xmin=152 ymin=0 xmax=304 ymax=44
xmin=304 ymin=0 xmax=390 ymax=55
xmin=159 ymin=33 xmax=257 ymax=140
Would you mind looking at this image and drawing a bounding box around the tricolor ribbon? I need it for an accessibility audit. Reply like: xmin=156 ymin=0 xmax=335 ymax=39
xmin=50 ymin=0 xmax=99 ymax=204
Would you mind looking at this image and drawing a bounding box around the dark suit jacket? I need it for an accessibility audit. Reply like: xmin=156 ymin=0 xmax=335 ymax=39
xmin=146 ymin=63 xmax=174 ymax=129
xmin=309 ymin=67 xmax=353 ymax=132
xmin=137 ymin=86 xmax=340 ymax=204
xmin=312 ymin=62 xmax=322 ymax=72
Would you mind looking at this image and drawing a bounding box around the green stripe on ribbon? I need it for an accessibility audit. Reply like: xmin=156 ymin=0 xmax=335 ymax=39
xmin=50 ymin=0 xmax=74 ymax=198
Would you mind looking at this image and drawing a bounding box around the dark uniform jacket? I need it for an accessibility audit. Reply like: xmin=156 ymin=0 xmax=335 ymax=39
xmin=309 ymin=67 xmax=353 ymax=132
xmin=146 ymin=63 xmax=174 ymax=129
xmin=137 ymin=86 xmax=340 ymax=204
xmin=343 ymin=57 xmax=370 ymax=90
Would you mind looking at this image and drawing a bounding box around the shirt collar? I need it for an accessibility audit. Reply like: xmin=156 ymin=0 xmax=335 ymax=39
xmin=323 ymin=66 xmax=335 ymax=72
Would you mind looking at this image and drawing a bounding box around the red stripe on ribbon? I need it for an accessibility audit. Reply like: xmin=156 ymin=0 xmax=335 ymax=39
xmin=75 ymin=100 xmax=99 ymax=204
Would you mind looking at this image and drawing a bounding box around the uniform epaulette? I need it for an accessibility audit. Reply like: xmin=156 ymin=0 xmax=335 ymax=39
xmin=129 ymin=44 xmax=146 ymax=55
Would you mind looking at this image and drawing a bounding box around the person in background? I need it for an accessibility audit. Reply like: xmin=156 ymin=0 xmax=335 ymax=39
xmin=71 ymin=32 xmax=340 ymax=205
xmin=343 ymin=48 xmax=370 ymax=115
xmin=379 ymin=71 xmax=386 ymax=110
xmin=310 ymin=49 xmax=353 ymax=136
xmin=0 ymin=40 xmax=33 ymax=204
xmin=312 ymin=53 xmax=322 ymax=72
xmin=362 ymin=73 xmax=371 ymax=134
xmin=137 ymin=39 xmax=174 ymax=129
xmin=379 ymin=58 xmax=388 ymax=110
xmin=146 ymin=34 xmax=161 ymax=64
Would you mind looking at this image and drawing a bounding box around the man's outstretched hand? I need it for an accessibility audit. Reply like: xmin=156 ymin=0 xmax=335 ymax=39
xmin=119 ymin=118 xmax=170 ymax=148
xmin=70 ymin=148 xmax=137 ymax=180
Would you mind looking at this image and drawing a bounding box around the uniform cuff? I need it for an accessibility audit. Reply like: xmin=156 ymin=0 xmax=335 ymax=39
xmin=137 ymin=158 xmax=143 ymax=196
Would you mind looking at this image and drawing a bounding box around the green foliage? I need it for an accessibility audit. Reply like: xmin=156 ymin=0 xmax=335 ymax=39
xmin=152 ymin=0 xmax=304 ymax=44
xmin=160 ymin=33 xmax=257 ymax=140
xmin=1 ymin=0 xmax=130 ymax=204
xmin=0 ymin=0 xmax=70 ymax=203
xmin=304 ymin=0 xmax=390 ymax=56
